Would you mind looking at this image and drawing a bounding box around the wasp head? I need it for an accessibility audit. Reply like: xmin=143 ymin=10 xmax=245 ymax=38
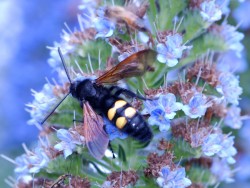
xmin=70 ymin=77 xmax=97 ymax=102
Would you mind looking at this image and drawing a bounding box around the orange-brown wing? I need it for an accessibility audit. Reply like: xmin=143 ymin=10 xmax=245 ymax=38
xmin=96 ymin=49 xmax=156 ymax=84
xmin=83 ymin=102 xmax=109 ymax=159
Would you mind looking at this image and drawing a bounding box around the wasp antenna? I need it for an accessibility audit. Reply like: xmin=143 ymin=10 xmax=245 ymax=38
xmin=40 ymin=92 xmax=70 ymax=125
xmin=58 ymin=48 xmax=72 ymax=83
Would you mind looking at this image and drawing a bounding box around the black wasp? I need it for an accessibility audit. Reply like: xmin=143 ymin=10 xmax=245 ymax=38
xmin=41 ymin=48 xmax=156 ymax=159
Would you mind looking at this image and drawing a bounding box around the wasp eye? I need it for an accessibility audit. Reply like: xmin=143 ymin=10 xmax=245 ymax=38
xmin=70 ymin=81 xmax=81 ymax=99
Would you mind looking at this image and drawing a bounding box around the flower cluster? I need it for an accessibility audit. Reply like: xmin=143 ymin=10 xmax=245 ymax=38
xmin=202 ymin=132 xmax=237 ymax=164
xmin=157 ymin=166 xmax=191 ymax=188
xmin=4 ymin=0 xmax=248 ymax=187
xmin=12 ymin=139 xmax=58 ymax=179
xmin=54 ymin=127 xmax=85 ymax=158
xmin=156 ymin=33 xmax=192 ymax=67
xmin=144 ymin=93 xmax=182 ymax=132
xmin=26 ymin=83 xmax=57 ymax=125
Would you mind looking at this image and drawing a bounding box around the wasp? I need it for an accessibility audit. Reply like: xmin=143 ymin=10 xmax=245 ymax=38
xmin=42 ymin=48 xmax=156 ymax=159
xmin=104 ymin=5 xmax=148 ymax=32
xmin=103 ymin=5 xmax=154 ymax=45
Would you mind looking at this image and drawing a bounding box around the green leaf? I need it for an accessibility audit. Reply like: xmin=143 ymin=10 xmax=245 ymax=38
xmin=186 ymin=166 xmax=214 ymax=186
xmin=118 ymin=144 xmax=127 ymax=163
xmin=178 ymin=32 xmax=227 ymax=68
xmin=153 ymin=0 xmax=187 ymax=30
xmin=181 ymin=10 xmax=209 ymax=42
xmin=46 ymin=154 xmax=82 ymax=176
xmin=69 ymin=40 xmax=112 ymax=74
xmin=172 ymin=138 xmax=202 ymax=160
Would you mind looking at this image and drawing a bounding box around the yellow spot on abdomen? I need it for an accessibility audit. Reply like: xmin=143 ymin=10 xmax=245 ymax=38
xmin=116 ymin=117 xmax=127 ymax=129
xmin=114 ymin=100 xmax=127 ymax=108
xmin=107 ymin=100 xmax=127 ymax=121
xmin=108 ymin=108 xmax=116 ymax=120
xmin=124 ymin=107 xmax=136 ymax=118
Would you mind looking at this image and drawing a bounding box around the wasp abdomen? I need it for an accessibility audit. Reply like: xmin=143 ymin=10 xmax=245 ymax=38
xmin=106 ymin=99 xmax=152 ymax=142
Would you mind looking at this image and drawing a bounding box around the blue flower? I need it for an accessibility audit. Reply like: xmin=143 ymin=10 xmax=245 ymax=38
xmin=78 ymin=0 xmax=97 ymax=29
xmin=211 ymin=24 xmax=244 ymax=57
xmin=190 ymin=127 xmax=211 ymax=148
xmin=156 ymin=33 xmax=192 ymax=67
xmin=143 ymin=99 xmax=159 ymax=114
xmin=202 ymin=132 xmax=237 ymax=164
xmin=224 ymin=106 xmax=243 ymax=129
xmin=54 ymin=128 xmax=85 ymax=158
xmin=103 ymin=117 xmax=128 ymax=140
xmin=182 ymin=93 xmax=210 ymax=118
xmin=223 ymin=25 xmax=244 ymax=57
xmin=93 ymin=17 xmax=115 ymax=38
xmin=211 ymin=158 xmax=234 ymax=183
xmin=47 ymin=31 xmax=76 ymax=75
xmin=14 ymin=144 xmax=50 ymax=178
xmin=27 ymin=147 xmax=50 ymax=174
xmin=217 ymin=50 xmax=248 ymax=73
xmin=158 ymin=93 xmax=183 ymax=119
xmin=199 ymin=0 xmax=222 ymax=22
xmin=216 ymin=72 xmax=242 ymax=105
xmin=217 ymin=135 xmax=237 ymax=164
xmin=144 ymin=93 xmax=182 ymax=132
xmin=156 ymin=166 xmax=192 ymax=188
xmin=202 ymin=133 xmax=222 ymax=156
xmin=148 ymin=108 xmax=171 ymax=132
xmin=14 ymin=154 xmax=29 ymax=177
xmin=26 ymin=83 xmax=57 ymax=125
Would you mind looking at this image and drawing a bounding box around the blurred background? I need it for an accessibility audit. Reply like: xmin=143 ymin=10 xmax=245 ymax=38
xmin=0 ymin=0 xmax=80 ymax=186
xmin=1 ymin=0 xmax=250 ymax=187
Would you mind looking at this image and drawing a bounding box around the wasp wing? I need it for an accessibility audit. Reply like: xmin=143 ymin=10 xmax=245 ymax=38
xmin=83 ymin=102 xmax=109 ymax=159
xmin=96 ymin=49 xmax=156 ymax=84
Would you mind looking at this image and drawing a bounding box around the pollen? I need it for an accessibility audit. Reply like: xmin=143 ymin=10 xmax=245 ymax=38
xmin=116 ymin=117 xmax=127 ymax=129
xmin=124 ymin=107 xmax=136 ymax=118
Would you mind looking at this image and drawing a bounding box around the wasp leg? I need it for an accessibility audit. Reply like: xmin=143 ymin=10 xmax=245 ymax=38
xmin=108 ymin=142 xmax=116 ymax=159
xmin=109 ymin=86 xmax=150 ymax=100
xmin=72 ymin=119 xmax=83 ymax=123
xmin=103 ymin=123 xmax=116 ymax=159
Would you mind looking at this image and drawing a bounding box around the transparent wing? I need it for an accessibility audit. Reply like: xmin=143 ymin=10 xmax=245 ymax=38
xmin=96 ymin=49 xmax=156 ymax=84
xmin=83 ymin=102 xmax=109 ymax=159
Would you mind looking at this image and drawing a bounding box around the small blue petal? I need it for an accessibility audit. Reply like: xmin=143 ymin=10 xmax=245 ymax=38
xmin=94 ymin=18 xmax=115 ymax=38
xmin=161 ymin=166 xmax=171 ymax=178
xmin=148 ymin=108 xmax=171 ymax=132
xmin=216 ymin=72 xmax=242 ymax=105
xmin=157 ymin=166 xmax=192 ymax=188
xmin=200 ymin=0 xmax=222 ymax=22
xmin=224 ymin=106 xmax=243 ymax=129
xmin=182 ymin=93 xmax=209 ymax=118
xmin=57 ymin=129 xmax=72 ymax=143
xmin=211 ymin=158 xmax=235 ymax=183
xmin=157 ymin=43 xmax=168 ymax=54
xmin=157 ymin=54 xmax=167 ymax=63
xmin=166 ymin=58 xmax=178 ymax=67
xmin=156 ymin=33 xmax=192 ymax=66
